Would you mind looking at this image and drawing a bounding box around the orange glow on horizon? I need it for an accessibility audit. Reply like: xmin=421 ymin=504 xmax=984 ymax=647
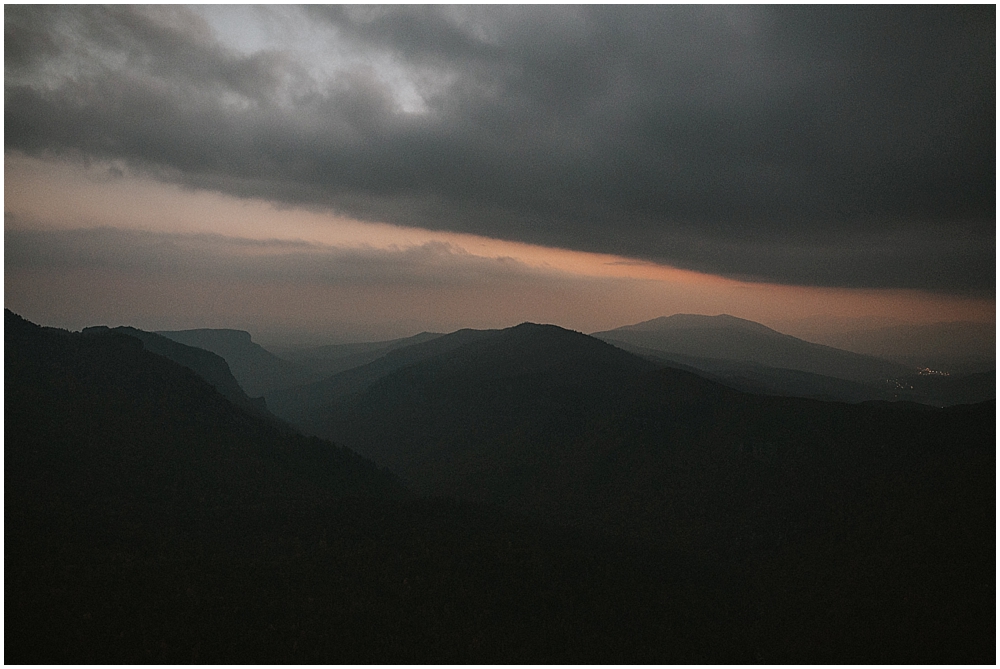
xmin=5 ymin=152 xmax=994 ymax=337
xmin=3 ymin=152 xmax=767 ymax=291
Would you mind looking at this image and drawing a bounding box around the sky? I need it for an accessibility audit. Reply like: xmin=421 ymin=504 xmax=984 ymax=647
xmin=4 ymin=5 xmax=994 ymax=346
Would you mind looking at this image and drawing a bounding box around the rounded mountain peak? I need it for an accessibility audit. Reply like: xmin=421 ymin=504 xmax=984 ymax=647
xmin=624 ymin=314 xmax=779 ymax=336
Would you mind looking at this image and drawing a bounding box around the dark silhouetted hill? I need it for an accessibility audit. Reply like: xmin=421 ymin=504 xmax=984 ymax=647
xmin=286 ymin=323 xmax=656 ymax=480
xmin=7 ymin=311 xmax=992 ymax=663
xmin=7 ymin=310 xmax=406 ymax=511
xmin=282 ymin=323 xmax=991 ymax=551
xmin=4 ymin=311 xmax=745 ymax=664
xmin=265 ymin=327 xmax=510 ymax=427
xmin=272 ymin=320 xmax=993 ymax=662
xmin=82 ymin=325 xmax=270 ymax=416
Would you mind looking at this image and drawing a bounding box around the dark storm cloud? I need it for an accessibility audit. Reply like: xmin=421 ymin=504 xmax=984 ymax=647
xmin=5 ymin=5 xmax=994 ymax=293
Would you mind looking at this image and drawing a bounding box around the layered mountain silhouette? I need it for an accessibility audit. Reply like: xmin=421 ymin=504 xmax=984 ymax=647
xmin=82 ymin=325 xmax=269 ymax=416
xmin=279 ymin=331 xmax=444 ymax=378
xmin=7 ymin=310 xmax=993 ymax=663
xmin=271 ymin=322 xmax=992 ymax=547
xmin=3 ymin=311 xmax=741 ymax=663
xmin=593 ymin=314 xmax=913 ymax=382
xmin=266 ymin=327 xmax=511 ymax=428
xmin=591 ymin=314 xmax=993 ymax=405
xmin=266 ymin=320 xmax=993 ymax=661
xmin=7 ymin=311 xmax=405 ymax=511
xmin=156 ymin=328 xmax=455 ymax=399
xmin=271 ymin=324 xmax=656 ymax=494
xmin=157 ymin=327 xmax=305 ymax=396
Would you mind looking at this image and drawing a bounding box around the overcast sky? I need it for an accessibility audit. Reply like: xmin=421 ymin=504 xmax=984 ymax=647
xmin=4 ymin=5 xmax=994 ymax=344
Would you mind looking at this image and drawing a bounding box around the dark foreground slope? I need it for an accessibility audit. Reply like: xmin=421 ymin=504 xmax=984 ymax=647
xmin=6 ymin=311 xmax=402 ymax=510
xmin=5 ymin=311 xmax=748 ymax=664
xmin=281 ymin=322 xmax=995 ymax=662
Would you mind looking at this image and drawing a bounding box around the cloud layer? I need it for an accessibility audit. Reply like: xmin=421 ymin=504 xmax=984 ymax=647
xmin=5 ymin=6 xmax=994 ymax=293
xmin=4 ymin=226 xmax=548 ymax=288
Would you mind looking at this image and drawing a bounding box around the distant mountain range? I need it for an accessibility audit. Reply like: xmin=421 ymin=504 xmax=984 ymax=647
xmin=591 ymin=314 xmax=993 ymax=406
xmin=153 ymin=314 xmax=992 ymax=409
xmin=268 ymin=322 xmax=992 ymax=545
xmin=156 ymin=328 xmax=306 ymax=396
xmin=10 ymin=310 xmax=726 ymax=663
xmin=592 ymin=313 xmax=913 ymax=382
xmin=7 ymin=309 xmax=993 ymax=663
xmin=265 ymin=318 xmax=993 ymax=660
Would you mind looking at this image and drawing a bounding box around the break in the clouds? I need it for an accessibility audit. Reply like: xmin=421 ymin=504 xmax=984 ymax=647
xmin=5 ymin=5 xmax=994 ymax=294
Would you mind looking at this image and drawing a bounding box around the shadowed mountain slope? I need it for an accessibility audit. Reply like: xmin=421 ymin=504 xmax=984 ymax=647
xmin=7 ymin=310 xmax=405 ymax=511
xmin=285 ymin=324 xmax=992 ymax=553
xmin=291 ymin=324 xmax=658 ymax=477
xmin=593 ymin=313 xmax=913 ymax=384
xmin=7 ymin=311 xmax=992 ymax=663
xmin=274 ymin=322 xmax=993 ymax=661
xmin=276 ymin=321 xmax=993 ymax=661
xmin=265 ymin=327 xmax=512 ymax=427
xmin=5 ymin=309 xmax=750 ymax=664
xmin=279 ymin=331 xmax=444 ymax=379
xmin=82 ymin=325 xmax=269 ymax=416
xmin=608 ymin=340 xmax=899 ymax=403
xmin=156 ymin=328 xmax=303 ymax=396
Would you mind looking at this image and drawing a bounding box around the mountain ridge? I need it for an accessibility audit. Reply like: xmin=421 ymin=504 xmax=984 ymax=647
xmin=157 ymin=327 xmax=305 ymax=396
xmin=614 ymin=313 xmax=781 ymax=336
xmin=593 ymin=313 xmax=914 ymax=384
xmin=7 ymin=310 xmax=405 ymax=510
xmin=266 ymin=323 xmax=657 ymax=438
xmin=82 ymin=325 xmax=270 ymax=417
xmin=268 ymin=316 xmax=992 ymax=572
xmin=7 ymin=309 xmax=992 ymax=663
